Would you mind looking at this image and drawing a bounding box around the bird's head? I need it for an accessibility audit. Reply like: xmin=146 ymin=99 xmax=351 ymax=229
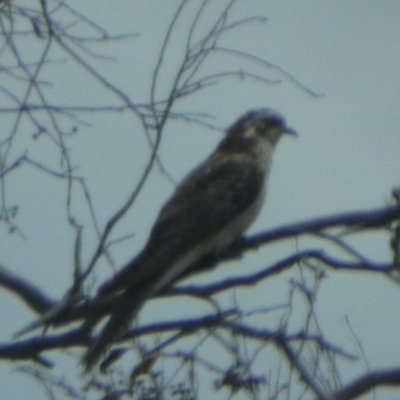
xmin=218 ymin=108 xmax=297 ymax=155
xmin=233 ymin=108 xmax=298 ymax=147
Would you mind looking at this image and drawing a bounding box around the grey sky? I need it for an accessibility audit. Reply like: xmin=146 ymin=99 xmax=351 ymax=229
xmin=1 ymin=1 xmax=400 ymax=399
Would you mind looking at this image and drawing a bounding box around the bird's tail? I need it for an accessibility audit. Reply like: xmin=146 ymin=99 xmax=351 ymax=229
xmin=82 ymin=287 xmax=146 ymax=371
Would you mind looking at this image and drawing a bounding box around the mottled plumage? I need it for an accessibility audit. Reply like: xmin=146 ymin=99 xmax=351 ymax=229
xmin=83 ymin=108 xmax=296 ymax=370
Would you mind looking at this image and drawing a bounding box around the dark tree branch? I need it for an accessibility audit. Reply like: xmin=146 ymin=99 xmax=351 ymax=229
xmin=246 ymin=205 xmax=400 ymax=250
xmin=330 ymin=367 xmax=400 ymax=400
xmin=0 ymin=311 xmax=353 ymax=368
xmin=0 ymin=263 xmax=55 ymax=314
xmin=0 ymin=328 xmax=86 ymax=364
xmin=165 ymin=250 xmax=390 ymax=299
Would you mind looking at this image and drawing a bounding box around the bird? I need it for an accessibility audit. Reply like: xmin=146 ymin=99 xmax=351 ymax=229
xmin=83 ymin=108 xmax=297 ymax=370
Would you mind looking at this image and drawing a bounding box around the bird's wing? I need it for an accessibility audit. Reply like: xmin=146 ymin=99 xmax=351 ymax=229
xmin=99 ymin=152 xmax=266 ymax=298
xmin=148 ymin=152 xmax=265 ymax=253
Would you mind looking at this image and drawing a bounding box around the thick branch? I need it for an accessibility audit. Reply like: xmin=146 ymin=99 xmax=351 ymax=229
xmin=0 ymin=263 xmax=55 ymax=314
xmin=0 ymin=328 xmax=86 ymax=365
xmin=246 ymin=205 xmax=400 ymax=250
xmin=330 ymin=367 xmax=400 ymax=400
xmin=165 ymin=250 xmax=390 ymax=299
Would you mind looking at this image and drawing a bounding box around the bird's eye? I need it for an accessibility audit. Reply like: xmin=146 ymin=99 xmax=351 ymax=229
xmin=267 ymin=117 xmax=283 ymax=128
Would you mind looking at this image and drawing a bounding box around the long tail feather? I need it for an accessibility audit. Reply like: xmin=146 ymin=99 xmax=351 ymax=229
xmin=83 ymin=288 xmax=146 ymax=371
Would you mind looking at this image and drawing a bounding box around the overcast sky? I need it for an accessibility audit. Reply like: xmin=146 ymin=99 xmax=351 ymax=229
xmin=1 ymin=1 xmax=400 ymax=399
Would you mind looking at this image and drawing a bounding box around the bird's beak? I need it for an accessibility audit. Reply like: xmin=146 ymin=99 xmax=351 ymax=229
xmin=284 ymin=126 xmax=298 ymax=137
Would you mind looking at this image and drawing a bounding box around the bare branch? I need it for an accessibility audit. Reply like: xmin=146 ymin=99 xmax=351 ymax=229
xmin=0 ymin=263 xmax=55 ymax=314
xmin=246 ymin=205 xmax=400 ymax=249
xmin=330 ymin=367 xmax=400 ymax=400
